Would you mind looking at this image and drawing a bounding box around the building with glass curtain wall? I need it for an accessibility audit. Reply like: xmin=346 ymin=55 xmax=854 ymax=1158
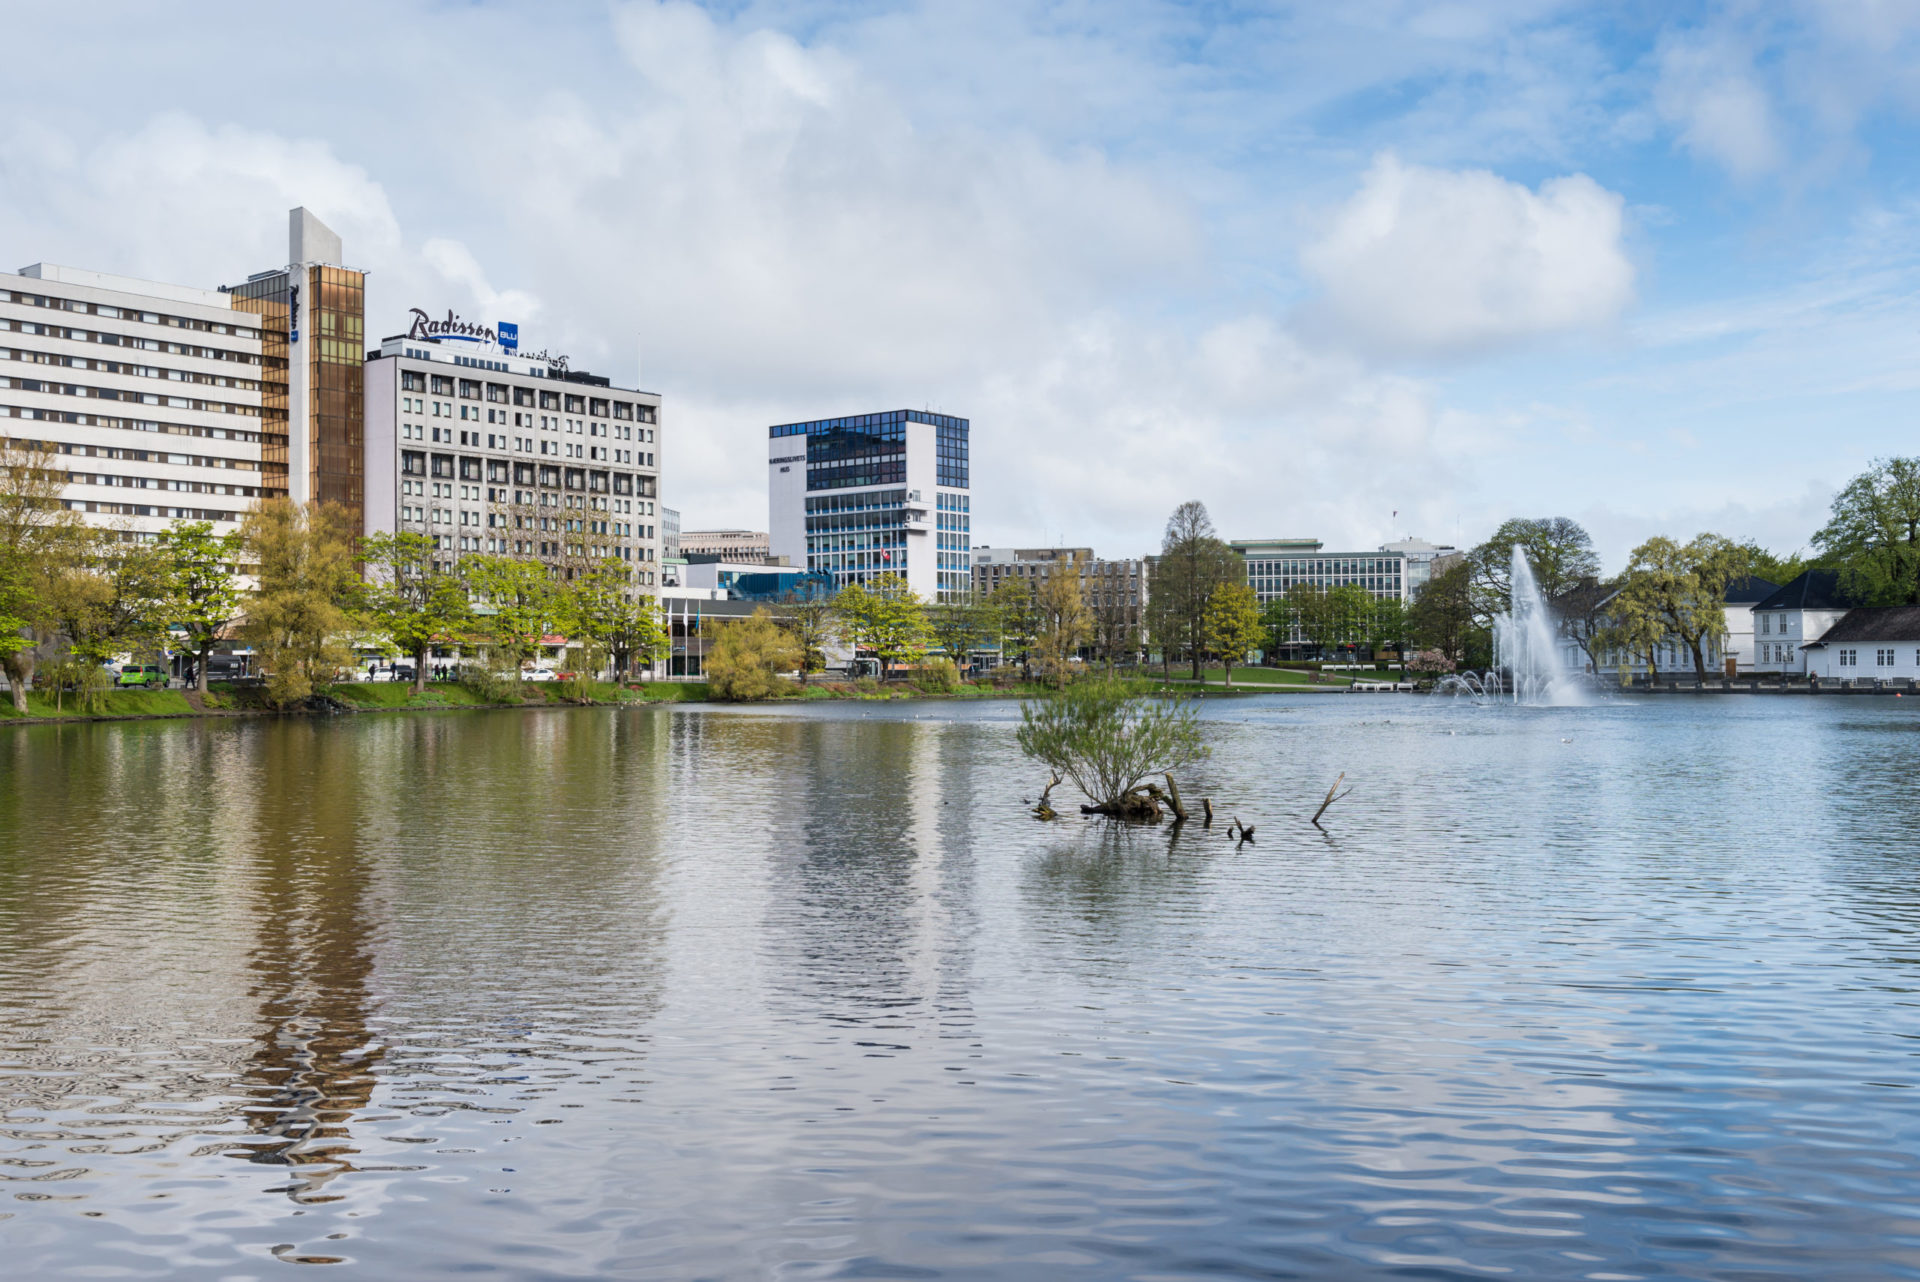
xmin=768 ymin=409 xmax=971 ymax=600
xmin=224 ymin=208 xmax=365 ymax=527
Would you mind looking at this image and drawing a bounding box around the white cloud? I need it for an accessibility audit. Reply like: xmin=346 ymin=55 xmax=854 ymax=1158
xmin=1653 ymin=29 xmax=1783 ymax=180
xmin=1299 ymin=153 xmax=1635 ymax=358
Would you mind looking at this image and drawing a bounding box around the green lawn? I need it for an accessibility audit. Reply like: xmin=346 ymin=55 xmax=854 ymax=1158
xmin=0 ymin=688 xmax=196 ymax=719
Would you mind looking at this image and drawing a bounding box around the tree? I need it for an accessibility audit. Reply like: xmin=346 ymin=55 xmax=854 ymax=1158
xmin=835 ymin=573 xmax=928 ymax=676
xmin=1552 ymin=577 xmax=1618 ymax=673
xmin=46 ymin=527 xmax=171 ymax=667
xmin=986 ymin=579 xmax=1038 ymax=673
xmin=156 ymin=521 xmax=246 ymax=695
xmin=1030 ymin=567 xmax=1091 ymax=687
xmin=1203 ymin=582 xmax=1262 ymax=685
xmin=358 ymin=531 xmax=471 ymax=694
xmin=1613 ymin=534 xmax=1751 ymax=680
xmin=1813 ymin=457 xmax=1920 ymax=605
xmin=569 ymin=561 xmax=667 ymax=680
xmin=1366 ymin=595 xmax=1410 ymax=662
xmin=240 ymin=500 xmax=361 ymax=707
xmin=0 ymin=440 xmax=81 ymax=712
xmin=925 ymin=593 xmax=988 ymax=674
xmin=780 ymin=591 xmax=840 ymax=684
xmin=705 ymin=607 xmax=802 ymax=700
xmin=1735 ymin=539 xmax=1812 ymax=591
xmin=1017 ymin=679 xmax=1209 ymax=816
xmin=1468 ymin=518 xmax=1600 ymax=625
xmin=1408 ymin=559 xmax=1480 ymax=667
xmin=463 ymin=554 xmax=565 ymax=678
xmin=1282 ymin=582 xmax=1372 ymax=658
xmin=1156 ymin=501 xmax=1238 ymax=680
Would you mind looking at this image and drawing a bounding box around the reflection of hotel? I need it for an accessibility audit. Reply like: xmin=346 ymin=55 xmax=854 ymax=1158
xmin=363 ymin=321 xmax=663 ymax=584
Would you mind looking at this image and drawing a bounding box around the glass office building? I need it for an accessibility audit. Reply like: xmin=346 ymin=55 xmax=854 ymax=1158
xmin=768 ymin=409 xmax=971 ymax=600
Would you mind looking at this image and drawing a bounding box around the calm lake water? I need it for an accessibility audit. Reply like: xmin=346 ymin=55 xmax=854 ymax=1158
xmin=2 ymin=695 xmax=1918 ymax=1280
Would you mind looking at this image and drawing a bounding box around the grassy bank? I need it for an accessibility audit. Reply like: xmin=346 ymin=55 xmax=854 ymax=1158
xmin=0 ymin=688 xmax=198 ymax=720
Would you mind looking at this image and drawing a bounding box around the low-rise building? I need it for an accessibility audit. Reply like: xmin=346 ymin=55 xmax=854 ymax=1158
xmin=1804 ymin=607 xmax=1920 ymax=680
xmin=679 ymin=529 xmax=767 ymax=559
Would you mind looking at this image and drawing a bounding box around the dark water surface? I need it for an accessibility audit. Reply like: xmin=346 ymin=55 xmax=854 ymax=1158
xmin=2 ymin=696 xmax=1918 ymax=1279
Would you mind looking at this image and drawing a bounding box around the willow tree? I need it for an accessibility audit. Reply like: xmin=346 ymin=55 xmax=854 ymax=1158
xmin=1612 ymin=533 xmax=1750 ymax=680
xmin=240 ymin=500 xmax=362 ymax=706
xmin=1018 ymin=679 xmax=1208 ymax=819
xmin=0 ymin=440 xmax=80 ymax=711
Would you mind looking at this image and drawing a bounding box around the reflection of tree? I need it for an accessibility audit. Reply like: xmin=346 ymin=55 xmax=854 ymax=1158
xmin=227 ymin=727 xmax=383 ymax=1204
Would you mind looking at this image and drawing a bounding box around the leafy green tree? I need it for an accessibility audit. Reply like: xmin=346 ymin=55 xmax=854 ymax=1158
xmin=0 ymin=440 xmax=82 ymax=711
xmin=1468 ymin=517 xmax=1600 ymax=626
xmin=463 ymin=554 xmax=565 ymax=679
xmin=567 ymin=559 xmax=665 ymax=680
xmin=240 ymin=500 xmax=362 ymax=707
xmin=1031 ymin=567 xmax=1090 ymax=688
xmin=986 ymin=579 xmax=1038 ymax=673
xmin=1156 ymin=500 xmax=1237 ymax=680
xmin=1408 ymin=559 xmax=1480 ymax=666
xmin=705 ymin=607 xmax=801 ymax=700
xmin=926 ymin=592 xmax=990 ymax=671
xmin=835 ymin=573 xmax=928 ymax=677
xmin=1204 ymin=581 xmax=1262 ymax=685
xmin=1365 ymin=595 xmax=1410 ymax=662
xmin=156 ymin=520 xmax=246 ymax=695
xmin=360 ymin=530 xmax=472 ymax=694
xmin=1734 ymin=540 xmax=1812 ymax=591
xmin=1613 ymin=533 xmax=1751 ymax=680
xmin=48 ymin=527 xmax=171 ymax=667
xmin=1813 ymin=457 xmax=1920 ymax=605
xmin=780 ymin=591 xmax=839 ymax=684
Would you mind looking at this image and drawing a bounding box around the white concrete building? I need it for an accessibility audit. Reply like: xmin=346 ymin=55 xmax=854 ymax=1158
xmin=1748 ymin=571 xmax=1861 ymax=675
xmin=364 ymin=325 xmax=662 ymax=584
xmin=0 ymin=263 xmax=268 ymax=537
xmin=769 ymin=409 xmax=971 ymax=600
xmin=1804 ymin=608 xmax=1920 ymax=680
xmin=679 ymin=529 xmax=767 ymax=559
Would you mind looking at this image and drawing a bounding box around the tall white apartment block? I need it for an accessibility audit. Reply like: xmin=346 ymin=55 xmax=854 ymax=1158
xmin=768 ymin=409 xmax=971 ymax=601
xmin=364 ymin=326 xmax=662 ymax=585
xmin=0 ymin=264 xmax=268 ymax=536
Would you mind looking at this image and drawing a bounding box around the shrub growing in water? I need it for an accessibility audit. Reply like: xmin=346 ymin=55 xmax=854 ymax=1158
xmin=1016 ymin=679 xmax=1208 ymax=812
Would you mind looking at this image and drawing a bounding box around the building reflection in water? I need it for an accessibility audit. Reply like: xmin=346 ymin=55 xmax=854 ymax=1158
xmin=226 ymin=721 xmax=387 ymax=1202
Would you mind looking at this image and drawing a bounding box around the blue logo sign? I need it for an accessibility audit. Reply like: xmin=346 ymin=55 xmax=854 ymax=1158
xmin=497 ymin=322 xmax=519 ymax=353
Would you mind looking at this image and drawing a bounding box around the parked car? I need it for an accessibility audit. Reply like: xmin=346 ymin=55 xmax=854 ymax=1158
xmin=368 ymin=665 xmax=416 ymax=683
xmin=117 ymin=664 xmax=167 ymax=688
xmin=523 ymin=667 xmax=557 ymax=682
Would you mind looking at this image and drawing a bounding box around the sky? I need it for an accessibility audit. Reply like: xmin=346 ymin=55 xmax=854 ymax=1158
xmin=3 ymin=0 xmax=1918 ymax=571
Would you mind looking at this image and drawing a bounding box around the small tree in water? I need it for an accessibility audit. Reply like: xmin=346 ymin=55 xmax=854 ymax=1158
xmin=1017 ymin=680 xmax=1208 ymax=819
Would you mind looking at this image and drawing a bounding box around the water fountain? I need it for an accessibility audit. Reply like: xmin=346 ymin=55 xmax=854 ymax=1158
xmin=1435 ymin=547 xmax=1590 ymax=706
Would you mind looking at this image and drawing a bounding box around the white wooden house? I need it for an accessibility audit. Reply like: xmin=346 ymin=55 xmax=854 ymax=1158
xmin=1803 ymin=607 xmax=1920 ymax=681
xmin=1748 ymin=571 xmax=1863 ymax=675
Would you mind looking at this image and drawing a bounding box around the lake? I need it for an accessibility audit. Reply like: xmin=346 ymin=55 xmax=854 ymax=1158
xmin=1 ymin=695 xmax=1917 ymax=1279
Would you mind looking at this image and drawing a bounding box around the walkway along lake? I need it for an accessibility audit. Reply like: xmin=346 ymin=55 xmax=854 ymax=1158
xmin=1 ymin=696 xmax=1916 ymax=1279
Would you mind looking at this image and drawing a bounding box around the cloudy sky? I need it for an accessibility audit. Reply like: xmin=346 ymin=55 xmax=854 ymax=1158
xmin=4 ymin=1 xmax=1918 ymax=568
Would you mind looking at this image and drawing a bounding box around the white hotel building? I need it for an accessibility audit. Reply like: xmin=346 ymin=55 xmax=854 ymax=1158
xmin=0 ymin=264 xmax=269 ymax=536
xmin=363 ymin=322 xmax=662 ymax=583
xmin=768 ymin=409 xmax=971 ymax=601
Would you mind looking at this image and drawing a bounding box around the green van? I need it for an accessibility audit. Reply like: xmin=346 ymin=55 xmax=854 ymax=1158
xmin=117 ymin=665 xmax=167 ymax=688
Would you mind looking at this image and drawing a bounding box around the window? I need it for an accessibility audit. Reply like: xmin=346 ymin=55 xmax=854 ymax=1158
xmin=1840 ymin=648 xmax=1857 ymax=668
xmin=1761 ymin=614 xmax=1771 ymax=635
xmin=1878 ymin=648 xmax=1895 ymax=667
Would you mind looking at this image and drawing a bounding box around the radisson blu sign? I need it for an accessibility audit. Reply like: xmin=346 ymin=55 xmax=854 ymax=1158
xmin=406 ymin=308 xmax=567 ymax=372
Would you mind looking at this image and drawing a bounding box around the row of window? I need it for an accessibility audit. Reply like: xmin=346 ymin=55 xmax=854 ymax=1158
xmin=61 ymin=500 xmax=244 ymax=522
xmin=1837 ymin=649 xmax=1919 ymax=667
xmin=64 ymin=471 xmax=260 ymax=498
xmin=2 ymin=345 xmax=257 ymax=392
xmin=398 ymin=368 xmax=656 ymax=421
xmin=0 ymin=375 xmax=258 ymax=417
xmin=0 ymin=288 xmax=260 ymax=341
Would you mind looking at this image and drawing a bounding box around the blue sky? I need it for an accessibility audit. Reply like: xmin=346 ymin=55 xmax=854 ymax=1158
xmin=3 ymin=1 xmax=1917 ymax=568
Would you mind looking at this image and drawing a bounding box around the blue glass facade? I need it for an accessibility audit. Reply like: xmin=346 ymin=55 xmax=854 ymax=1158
xmin=770 ymin=410 xmax=972 ymax=600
